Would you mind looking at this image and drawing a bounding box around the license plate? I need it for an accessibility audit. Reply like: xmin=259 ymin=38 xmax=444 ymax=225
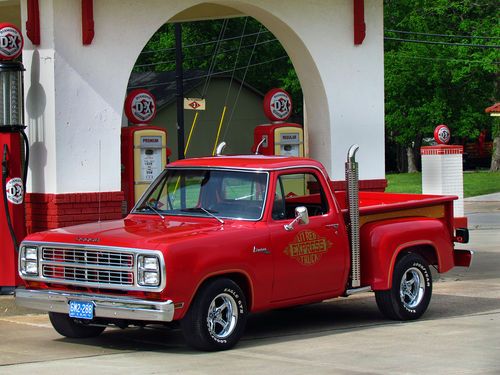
xmin=69 ymin=300 xmax=94 ymax=320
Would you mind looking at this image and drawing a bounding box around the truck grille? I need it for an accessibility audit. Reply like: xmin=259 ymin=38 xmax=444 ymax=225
xmin=42 ymin=247 xmax=134 ymax=267
xmin=41 ymin=246 xmax=134 ymax=287
xmin=42 ymin=265 xmax=133 ymax=285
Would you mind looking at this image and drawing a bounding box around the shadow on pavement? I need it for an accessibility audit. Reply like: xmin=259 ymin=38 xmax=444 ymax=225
xmin=54 ymin=291 xmax=500 ymax=354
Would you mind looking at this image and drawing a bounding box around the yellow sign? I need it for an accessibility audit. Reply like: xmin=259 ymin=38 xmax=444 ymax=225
xmin=284 ymin=230 xmax=332 ymax=266
xmin=184 ymin=98 xmax=206 ymax=111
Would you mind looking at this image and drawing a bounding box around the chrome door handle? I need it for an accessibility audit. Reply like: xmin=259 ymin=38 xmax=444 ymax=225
xmin=325 ymin=223 xmax=339 ymax=229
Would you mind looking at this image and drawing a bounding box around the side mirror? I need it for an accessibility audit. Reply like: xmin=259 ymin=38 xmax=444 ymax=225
xmin=284 ymin=206 xmax=309 ymax=231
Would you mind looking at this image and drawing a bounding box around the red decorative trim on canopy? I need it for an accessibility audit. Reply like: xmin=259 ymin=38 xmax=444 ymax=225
xmin=82 ymin=0 xmax=94 ymax=45
xmin=26 ymin=0 xmax=40 ymax=45
xmin=353 ymin=0 xmax=366 ymax=45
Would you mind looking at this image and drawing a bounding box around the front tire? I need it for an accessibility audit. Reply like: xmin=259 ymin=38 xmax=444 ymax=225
xmin=181 ymin=278 xmax=247 ymax=351
xmin=49 ymin=312 xmax=106 ymax=338
xmin=375 ymin=253 xmax=432 ymax=320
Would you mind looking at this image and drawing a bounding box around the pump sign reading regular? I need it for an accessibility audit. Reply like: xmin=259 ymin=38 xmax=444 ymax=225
xmin=0 ymin=23 xmax=24 ymax=60
xmin=279 ymin=133 xmax=300 ymax=157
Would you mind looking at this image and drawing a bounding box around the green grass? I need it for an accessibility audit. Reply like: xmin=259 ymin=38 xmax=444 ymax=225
xmin=385 ymin=171 xmax=500 ymax=198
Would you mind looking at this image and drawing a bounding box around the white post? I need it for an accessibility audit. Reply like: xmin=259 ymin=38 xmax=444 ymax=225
xmin=421 ymin=145 xmax=464 ymax=217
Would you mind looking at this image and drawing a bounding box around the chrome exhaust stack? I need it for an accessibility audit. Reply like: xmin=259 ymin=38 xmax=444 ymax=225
xmin=346 ymin=144 xmax=361 ymax=288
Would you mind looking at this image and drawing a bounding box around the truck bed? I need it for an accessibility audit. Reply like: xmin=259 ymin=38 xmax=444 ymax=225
xmin=334 ymin=191 xmax=457 ymax=228
xmin=285 ymin=189 xmax=457 ymax=227
xmin=334 ymin=191 xmax=456 ymax=214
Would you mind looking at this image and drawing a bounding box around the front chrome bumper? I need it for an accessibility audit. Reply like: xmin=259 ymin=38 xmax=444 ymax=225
xmin=15 ymin=289 xmax=175 ymax=322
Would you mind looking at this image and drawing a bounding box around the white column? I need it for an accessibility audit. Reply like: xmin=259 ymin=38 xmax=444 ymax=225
xmin=421 ymin=146 xmax=465 ymax=217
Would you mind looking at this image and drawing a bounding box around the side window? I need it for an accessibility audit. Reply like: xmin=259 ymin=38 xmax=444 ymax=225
xmin=272 ymin=172 xmax=329 ymax=220
xmin=272 ymin=177 xmax=286 ymax=220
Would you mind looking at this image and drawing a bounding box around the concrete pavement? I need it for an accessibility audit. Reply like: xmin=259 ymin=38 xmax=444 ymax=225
xmin=0 ymin=194 xmax=499 ymax=374
xmin=464 ymin=193 xmax=500 ymax=230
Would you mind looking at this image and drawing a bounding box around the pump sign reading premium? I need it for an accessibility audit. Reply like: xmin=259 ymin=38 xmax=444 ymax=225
xmin=0 ymin=23 xmax=23 ymax=60
xmin=140 ymin=136 xmax=162 ymax=182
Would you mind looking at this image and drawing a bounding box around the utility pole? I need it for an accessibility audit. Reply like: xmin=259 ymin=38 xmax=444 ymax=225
xmin=175 ymin=23 xmax=185 ymax=160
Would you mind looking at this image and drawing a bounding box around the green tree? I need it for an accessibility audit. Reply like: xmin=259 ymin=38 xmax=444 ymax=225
xmin=384 ymin=0 xmax=499 ymax=172
xmin=133 ymin=18 xmax=303 ymax=117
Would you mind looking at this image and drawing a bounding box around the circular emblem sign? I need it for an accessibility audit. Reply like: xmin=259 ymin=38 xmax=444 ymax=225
xmin=124 ymin=89 xmax=157 ymax=124
xmin=263 ymin=88 xmax=292 ymax=122
xmin=434 ymin=124 xmax=451 ymax=145
xmin=6 ymin=177 xmax=24 ymax=205
xmin=0 ymin=23 xmax=24 ymax=60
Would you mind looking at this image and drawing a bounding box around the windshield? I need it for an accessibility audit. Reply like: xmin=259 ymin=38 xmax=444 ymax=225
xmin=134 ymin=168 xmax=269 ymax=221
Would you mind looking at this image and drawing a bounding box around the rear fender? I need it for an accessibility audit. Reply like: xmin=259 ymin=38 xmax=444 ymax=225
xmin=360 ymin=218 xmax=454 ymax=290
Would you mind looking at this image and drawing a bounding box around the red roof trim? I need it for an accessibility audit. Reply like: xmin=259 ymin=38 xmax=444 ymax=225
xmin=485 ymin=103 xmax=500 ymax=113
xmin=421 ymin=145 xmax=463 ymax=155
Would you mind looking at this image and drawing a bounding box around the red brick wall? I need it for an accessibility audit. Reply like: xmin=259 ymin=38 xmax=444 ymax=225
xmin=25 ymin=192 xmax=124 ymax=234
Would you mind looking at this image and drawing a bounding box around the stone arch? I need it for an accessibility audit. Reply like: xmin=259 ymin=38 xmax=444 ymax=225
xmin=121 ymin=0 xmax=332 ymax=171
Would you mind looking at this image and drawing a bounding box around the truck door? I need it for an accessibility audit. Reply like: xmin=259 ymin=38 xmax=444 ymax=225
xmin=268 ymin=170 xmax=348 ymax=301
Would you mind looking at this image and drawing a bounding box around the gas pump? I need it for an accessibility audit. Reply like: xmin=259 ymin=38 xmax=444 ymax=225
xmin=0 ymin=23 xmax=28 ymax=294
xmin=252 ymin=88 xmax=304 ymax=157
xmin=122 ymin=89 xmax=168 ymax=213
xmin=253 ymin=88 xmax=305 ymax=195
xmin=121 ymin=126 xmax=168 ymax=213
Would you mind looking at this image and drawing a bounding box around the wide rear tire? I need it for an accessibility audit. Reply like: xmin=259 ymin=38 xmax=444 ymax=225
xmin=375 ymin=253 xmax=432 ymax=320
xmin=49 ymin=312 xmax=106 ymax=338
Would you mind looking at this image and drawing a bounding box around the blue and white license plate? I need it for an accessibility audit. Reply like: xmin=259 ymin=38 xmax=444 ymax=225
xmin=69 ymin=300 xmax=94 ymax=320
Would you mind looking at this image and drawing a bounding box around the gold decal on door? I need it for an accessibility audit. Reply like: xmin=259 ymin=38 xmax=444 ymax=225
xmin=284 ymin=230 xmax=332 ymax=266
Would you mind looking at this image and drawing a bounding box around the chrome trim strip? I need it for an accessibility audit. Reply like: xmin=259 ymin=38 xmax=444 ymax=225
xmin=15 ymin=289 xmax=175 ymax=322
xmin=345 ymin=286 xmax=372 ymax=296
xmin=19 ymin=242 xmax=166 ymax=292
xmin=166 ymin=163 xmax=325 ymax=172
xmin=40 ymin=261 xmax=133 ymax=272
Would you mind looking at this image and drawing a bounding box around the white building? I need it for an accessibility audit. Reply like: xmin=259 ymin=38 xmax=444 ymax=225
xmin=1 ymin=0 xmax=385 ymax=231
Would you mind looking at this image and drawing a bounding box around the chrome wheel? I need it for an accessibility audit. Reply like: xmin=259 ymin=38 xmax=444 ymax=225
xmin=400 ymin=267 xmax=425 ymax=309
xmin=376 ymin=253 xmax=432 ymax=320
xmin=207 ymin=293 xmax=238 ymax=340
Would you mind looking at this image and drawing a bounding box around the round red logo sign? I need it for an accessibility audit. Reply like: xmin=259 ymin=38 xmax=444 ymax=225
xmin=434 ymin=124 xmax=451 ymax=145
xmin=6 ymin=177 xmax=24 ymax=205
xmin=0 ymin=23 xmax=24 ymax=60
xmin=124 ymin=89 xmax=157 ymax=124
xmin=263 ymin=88 xmax=292 ymax=122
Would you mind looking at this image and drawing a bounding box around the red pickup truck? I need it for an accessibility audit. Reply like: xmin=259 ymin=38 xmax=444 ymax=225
xmin=16 ymin=146 xmax=472 ymax=351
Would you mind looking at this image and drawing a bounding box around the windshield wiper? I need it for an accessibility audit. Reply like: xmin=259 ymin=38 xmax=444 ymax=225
xmin=181 ymin=207 xmax=224 ymax=224
xmin=144 ymin=202 xmax=165 ymax=220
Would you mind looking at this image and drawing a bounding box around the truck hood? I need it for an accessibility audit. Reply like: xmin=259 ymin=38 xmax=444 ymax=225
xmin=23 ymin=215 xmax=235 ymax=250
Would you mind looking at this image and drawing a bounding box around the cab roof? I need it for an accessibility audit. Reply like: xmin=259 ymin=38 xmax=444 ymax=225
xmin=167 ymin=155 xmax=328 ymax=172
